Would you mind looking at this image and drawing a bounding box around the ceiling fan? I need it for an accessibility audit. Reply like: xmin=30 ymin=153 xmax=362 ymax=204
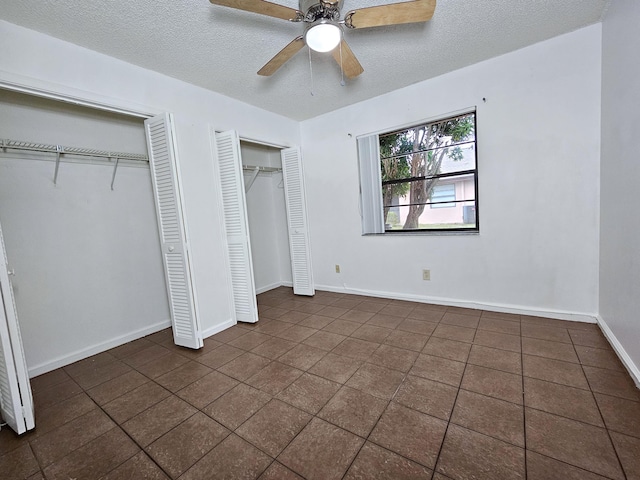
xmin=209 ymin=0 xmax=436 ymax=79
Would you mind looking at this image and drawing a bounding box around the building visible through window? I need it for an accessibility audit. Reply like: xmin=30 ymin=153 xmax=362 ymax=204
xmin=430 ymin=184 xmax=456 ymax=208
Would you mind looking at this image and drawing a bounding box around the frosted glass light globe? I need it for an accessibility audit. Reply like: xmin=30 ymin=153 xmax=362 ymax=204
xmin=306 ymin=23 xmax=341 ymax=53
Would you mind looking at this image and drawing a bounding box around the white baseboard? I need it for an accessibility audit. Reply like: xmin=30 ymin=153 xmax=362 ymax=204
xmin=201 ymin=318 xmax=236 ymax=339
xmin=28 ymin=319 xmax=171 ymax=378
xmin=315 ymin=283 xmax=597 ymax=324
xmin=597 ymin=315 xmax=640 ymax=388
xmin=255 ymin=281 xmax=293 ymax=295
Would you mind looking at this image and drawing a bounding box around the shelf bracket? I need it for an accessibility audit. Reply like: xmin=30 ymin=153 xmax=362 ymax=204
xmin=53 ymin=145 xmax=63 ymax=185
xmin=110 ymin=157 xmax=120 ymax=190
xmin=244 ymin=166 xmax=260 ymax=193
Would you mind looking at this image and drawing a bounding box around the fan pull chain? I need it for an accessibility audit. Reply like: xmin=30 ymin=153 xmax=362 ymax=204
xmin=339 ymin=41 xmax=345 ymax=86
xmin=308 ymin=48 xmax=314 ymax=96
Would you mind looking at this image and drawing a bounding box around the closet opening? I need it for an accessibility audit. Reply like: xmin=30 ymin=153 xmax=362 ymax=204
xmin=240 ymin=140 xmax=293 ymax=295
xmin=0 ymin=89 xmax=201 ymax=383
xmin=0 ymin=88 xmax=173 ymax=433
xmin=212 ymin=129 xmax=314 ymax=326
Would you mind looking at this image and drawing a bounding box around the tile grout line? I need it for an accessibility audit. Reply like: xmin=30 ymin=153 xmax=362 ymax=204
xmin=262 ymin=304 xmax=540 ymax=475
xmin=339 ymin=306 xmax=453 ymax=478
xmin=107 ymin=343 xmax=288 ymax=479
xmin=74 ymin=339 xmax=240 ymax=479
xmin=435 ymin=313 xmax=484 ymax=475
xmin=84 ymin=383 xmax=180 ymax=479
xmin=30 ymin=402 xmax=163 ymax=479
xmin=280 ymin=303 xmax=635 ymax=478
xmin=188 ymin=321 xmax=374 ymax=479
xmin=429 ymin=319 xmax=473 ymax=480
xmin=523 ymin=323 xmax=634 ymax=479
xmin=337 ymin=319 xmax=439 ymax=479
xmin=29 ymin=289 xmax=635 ymax=480
xmin=338 ymin=375 xmax=409 ymax=479
xmin=288 ymin=311 xmax=422 ymax=478
xmin=569 ymin=328 xmax=629 ymax=480
xmin=233 ymin=306 xmax=435 ymax=478
xmin=253 ymin=292 xmax=636 ymax=478
xmin=26 ymin=439 xmax=45 ymax=479
xmin=216 ymin=315 xmax=383 ymax=477
xmin=520 ymin=317 xmax=528 ymax=480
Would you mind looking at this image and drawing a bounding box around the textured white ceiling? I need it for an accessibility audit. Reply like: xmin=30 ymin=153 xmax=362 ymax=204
xmin=1 ymin=0 xmax=610 ymax=121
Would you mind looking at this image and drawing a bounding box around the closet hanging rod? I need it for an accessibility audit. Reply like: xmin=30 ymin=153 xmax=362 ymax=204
xmin=0 ymin=139 xmax=149 ymax=162
xmin=242 ymin=164 xmax=281 ymax=173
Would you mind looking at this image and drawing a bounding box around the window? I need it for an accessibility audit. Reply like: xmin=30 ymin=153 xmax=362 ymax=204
xmin=358 ymin=111 xmax=478 ymax=233
xmin=430 ymin=184 xmax=456 ymax=208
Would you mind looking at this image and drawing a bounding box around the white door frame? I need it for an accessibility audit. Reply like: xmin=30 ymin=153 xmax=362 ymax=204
xmin=0 ymin=74 xmax=159 ymax=119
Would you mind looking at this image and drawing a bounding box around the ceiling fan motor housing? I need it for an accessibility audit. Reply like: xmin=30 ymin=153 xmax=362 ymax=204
xmin=300 ymin=0 xmax=343 ymax=22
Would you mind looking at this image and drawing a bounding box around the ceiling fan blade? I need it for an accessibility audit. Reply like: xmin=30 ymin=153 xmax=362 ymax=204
xmin=258 ymin=36 xmax=306 ymax=76
xmin=345 ymin=0 xmax=436 ymax=29
xmin=331 ymin=40 xmax=364 ymax=79
xmin=209 ymin=0 xmax=301 ymax=22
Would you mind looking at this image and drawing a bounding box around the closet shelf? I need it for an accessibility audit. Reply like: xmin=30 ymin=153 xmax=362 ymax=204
xmin=242 ymin=165 xmax=282 ymax=173
xmin=1 ymin=138 xmax=148 ymax=188
xmin=1 ymin=138 xmax=148 ymax=162
xmin=242 ymin=165 xmax=282 ymax=193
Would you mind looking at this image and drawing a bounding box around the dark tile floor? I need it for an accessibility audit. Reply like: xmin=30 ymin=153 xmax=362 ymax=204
xmin=2 ymin=287 xmax=640 ymax=479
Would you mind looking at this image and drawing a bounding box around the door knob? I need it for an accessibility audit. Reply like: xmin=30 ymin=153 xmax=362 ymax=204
xmin=168 ymin=246 xmax=175 ymax=252
xmin=7 ymin=268 xmax=15 ymax=276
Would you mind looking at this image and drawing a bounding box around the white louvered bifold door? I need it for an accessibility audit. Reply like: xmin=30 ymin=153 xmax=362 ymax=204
xmin=144 ymin=113 xmax=202 ymax=349
xmin=0 ymin=220 xmax=34 ymax=435
xmin=212 ymin=129 xmax=258 ymax=323
xmin=281 ymin=147 xmax=315 ymax=296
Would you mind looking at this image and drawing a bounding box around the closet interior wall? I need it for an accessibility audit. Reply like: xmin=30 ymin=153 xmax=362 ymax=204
xmin=240 ymin=141 xmax=292 ymax=294
xmin=0 ymin=89 xmax=170 ymax=376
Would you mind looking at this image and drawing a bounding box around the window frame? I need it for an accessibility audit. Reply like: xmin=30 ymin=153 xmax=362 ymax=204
xmin=361 ymin=110 xmax=479 ymax=235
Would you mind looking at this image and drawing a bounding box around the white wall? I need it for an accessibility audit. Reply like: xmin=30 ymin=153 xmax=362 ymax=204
xmin=300 ymin=25 xmax=602 ymax=319
xmin=1 ymin=18 xmax=618 ymax=376
xmin=0 ymin=20 xmax=301 ymax=356
xmin=0 ymin=90 xmax=170 ymax=375
xmin=599 ymin=0 xmax=640 ymax=384
xmin=240 ymin=142 xmax=292 ymax=293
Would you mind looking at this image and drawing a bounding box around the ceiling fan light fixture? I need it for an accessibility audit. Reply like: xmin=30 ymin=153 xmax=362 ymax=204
xmin=305 ymin=21 xmax=341 ymax=53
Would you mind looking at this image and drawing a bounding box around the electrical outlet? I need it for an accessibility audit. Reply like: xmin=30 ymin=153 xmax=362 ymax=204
xmin=422 ymin=269 xmax=431 ymax=281
xmin=335 ymin=264 xmax=341 ymax=274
